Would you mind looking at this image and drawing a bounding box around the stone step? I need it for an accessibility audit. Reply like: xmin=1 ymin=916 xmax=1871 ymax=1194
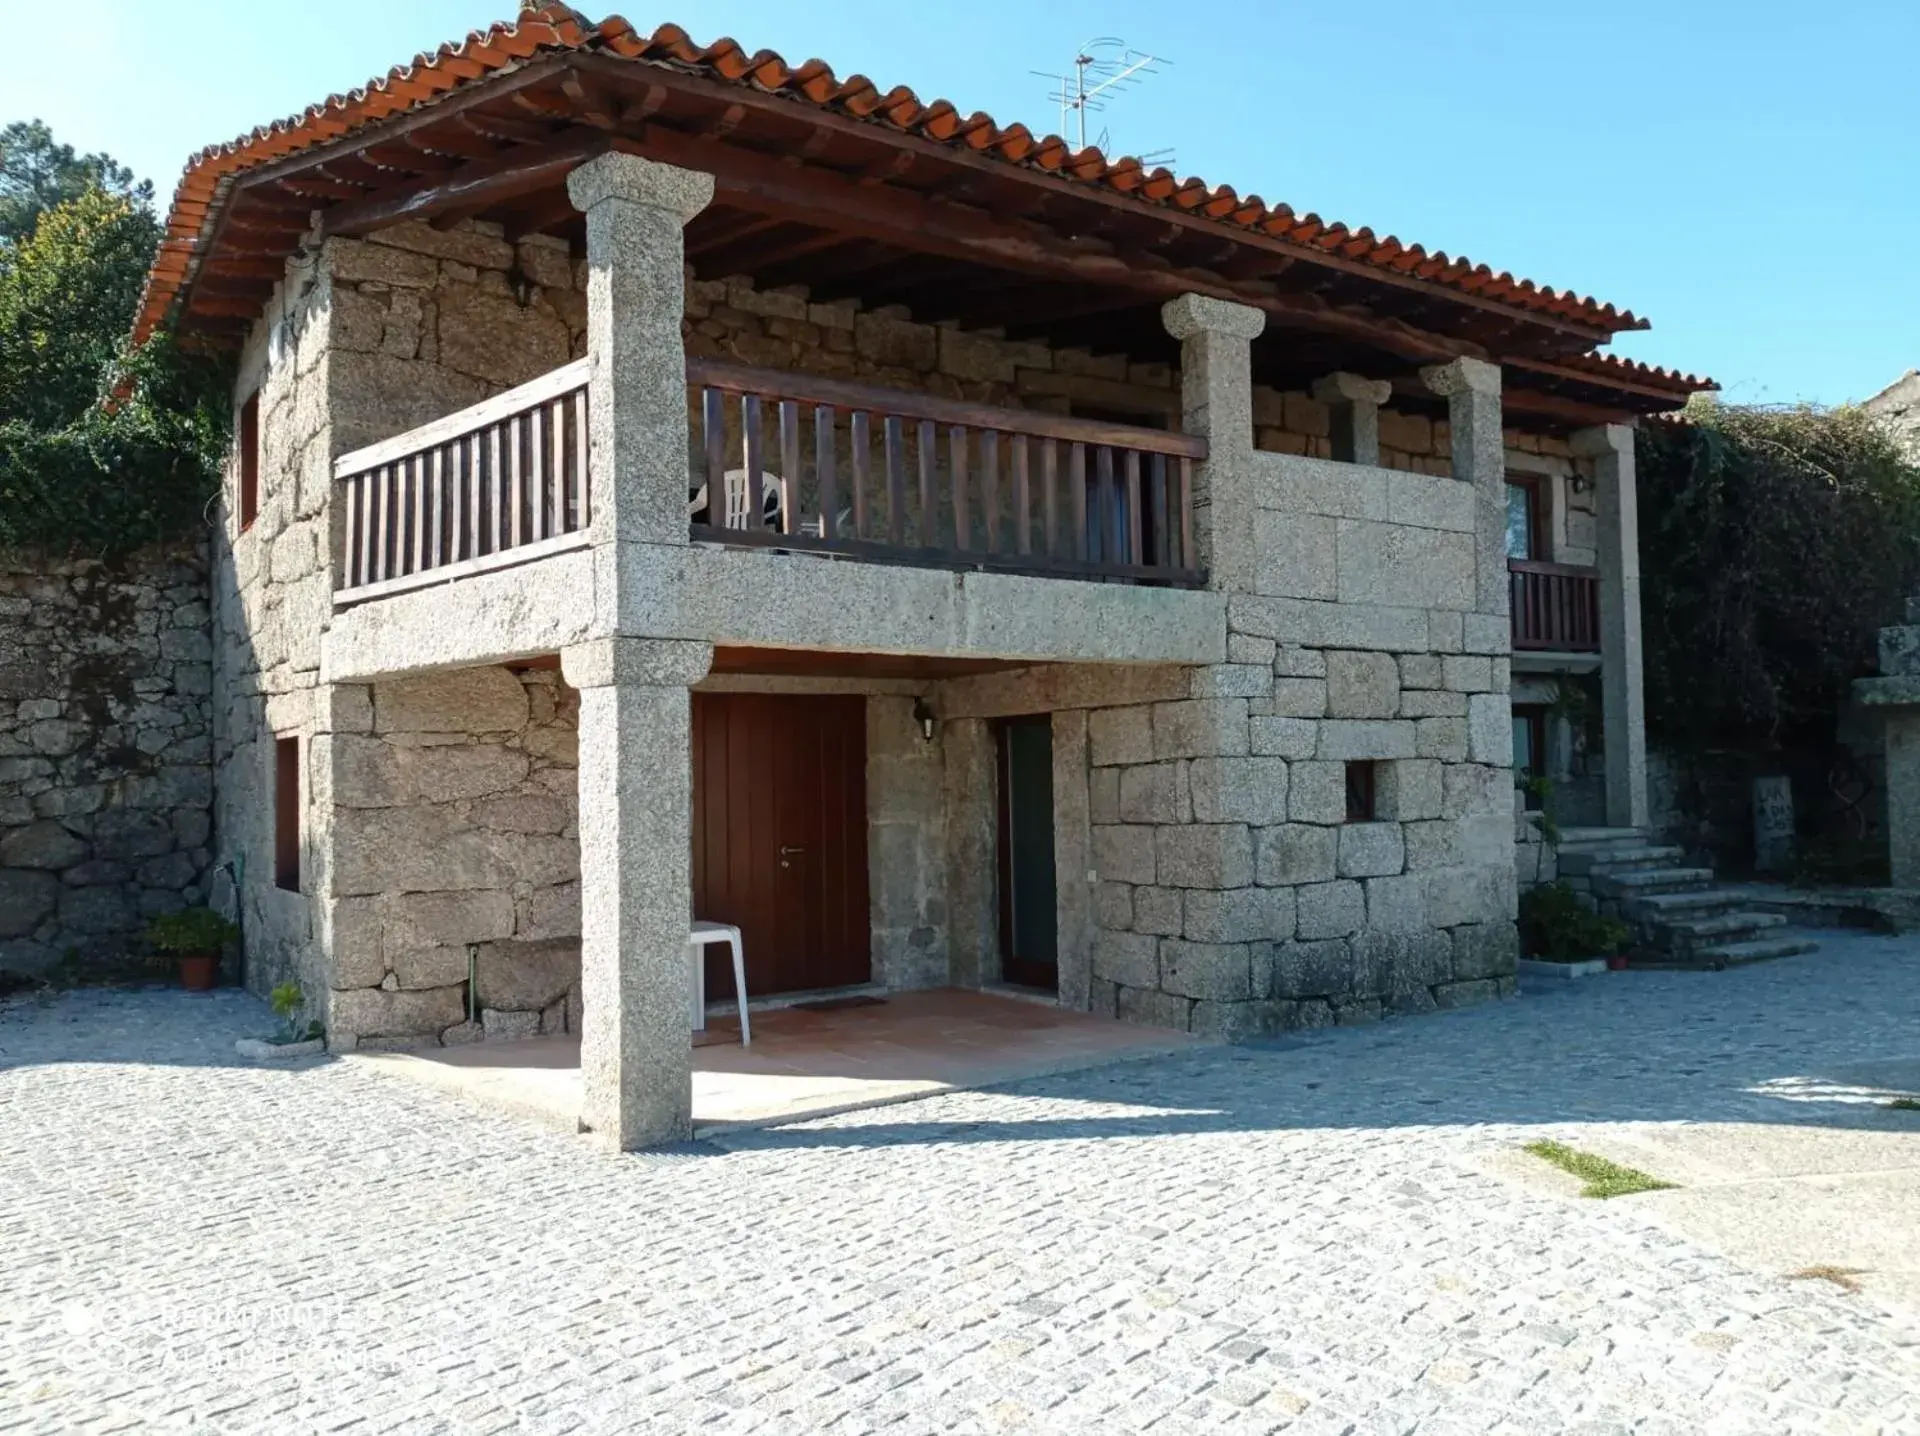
xmin=1651 ymin=910 xmax=1790 ymax=957
xmin=1658 ymin=909 xmax=1789 ymax=944
xmin=1700 ymin=934 xmax=1822 ymax=966
xmin=1591 ymin=866 xmax=1715 ymax=897
xmin=1620 ymin=888 xmax=1749 ymax=922
xmin=1634 ymin=934 xmax=1822 ymax=971
xmin=1555 ymin=826 xmax=1647 ymax=851
xmin=1557 ymin=844 xmax=1687 ymax=876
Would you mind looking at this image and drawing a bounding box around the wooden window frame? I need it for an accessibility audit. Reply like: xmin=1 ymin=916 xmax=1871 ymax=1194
xmin=1505 ymin=473 xmax=1545 ymax=561
xmin=238 ymin=391 xmax=261 ymax=533
xmin=1344 ymin=760 xmax=1377 ymax=824
xmin=1513 ymin=706 xmax=1549 ymax=810
xmin=274 ymin=735 xmax=301 ymax=892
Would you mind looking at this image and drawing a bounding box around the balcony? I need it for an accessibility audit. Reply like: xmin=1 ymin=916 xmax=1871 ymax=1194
xmin=1509 ymin=558 xmax=1600 ymax=653
xmin=686 ymin=359 xmax=1205 ymax=586
xmin=333 ymin=359 xmax=1208 ymax=606
xmin=334 ymin=360 xmax=591 ymax=605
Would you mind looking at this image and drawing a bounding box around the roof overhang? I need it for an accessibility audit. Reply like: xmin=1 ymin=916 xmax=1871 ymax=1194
xmin=137 ymin=7 xmax=1714 ymax=424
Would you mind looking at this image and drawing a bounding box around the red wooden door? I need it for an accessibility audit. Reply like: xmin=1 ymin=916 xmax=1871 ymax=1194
xmin=691 ymin=693 xmax=871 ymax=997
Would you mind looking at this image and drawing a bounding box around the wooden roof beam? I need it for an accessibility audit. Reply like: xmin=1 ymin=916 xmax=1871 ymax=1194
xmin=569 ymin=52 xmax=1613 ymax=348
xmin=606 ymin=129 xmax=1478 ymax=365
xmin=319 ymin=130 xmax=609 ymax=239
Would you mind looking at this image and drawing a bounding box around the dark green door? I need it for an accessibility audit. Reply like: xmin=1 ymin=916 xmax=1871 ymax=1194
xmin=998 ymin=716 xmax=1058 ymax=990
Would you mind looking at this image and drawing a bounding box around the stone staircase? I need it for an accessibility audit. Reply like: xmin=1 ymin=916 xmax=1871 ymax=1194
xmin=1553 ymin=827 xmax=1820 ymax=970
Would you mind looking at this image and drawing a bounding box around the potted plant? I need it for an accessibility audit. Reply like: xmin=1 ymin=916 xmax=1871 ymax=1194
xmin=145 ymin=907 xmax=239 ymax=991
xmin=1517 ymin=883 xmax=1632 ymax=979
xmin=235 ymin=981 xmax=326 ymax=1060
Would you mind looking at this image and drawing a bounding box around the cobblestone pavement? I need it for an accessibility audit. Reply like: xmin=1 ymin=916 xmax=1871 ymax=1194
xmin=4 ymin=933 xmax=1920 ymax=1434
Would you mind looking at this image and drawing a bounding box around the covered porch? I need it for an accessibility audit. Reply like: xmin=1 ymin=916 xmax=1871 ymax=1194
xmin=349 ymin=987 xmax=1200 ymax=1135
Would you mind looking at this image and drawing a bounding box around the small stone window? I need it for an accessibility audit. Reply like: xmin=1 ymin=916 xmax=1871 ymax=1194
xmin=1344 ymin=761 xmax=1377 ymax=824
xmin=274 ymin=736 xmax=300 ymax=892
xmin=237 ymin=392 xmax=261 ymax=533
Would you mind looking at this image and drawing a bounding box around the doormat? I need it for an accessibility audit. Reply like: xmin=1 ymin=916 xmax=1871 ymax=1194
xmin=789 ymin=995 xmax=888 ymax=1013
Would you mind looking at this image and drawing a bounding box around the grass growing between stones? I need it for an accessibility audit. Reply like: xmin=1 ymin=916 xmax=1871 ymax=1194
xmin=1524 ymin=1140 xmax=1676 ymax=1199
xmin=1788 ymin=1265 xmax=1867 ymax=1295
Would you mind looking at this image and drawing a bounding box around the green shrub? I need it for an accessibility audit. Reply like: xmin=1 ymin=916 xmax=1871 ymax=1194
xmin=1518 ymin=883 xmax=1630 ymax=961
xmin=269 ymin=980 xmax=323 ymax=1044
xmin=1639 ymin=402 xmax=1920 ymax=747
xmin=0 ymin=183 xmax=231 ymax=557
xmin=145 ymin=906 xmax=238 ymax=954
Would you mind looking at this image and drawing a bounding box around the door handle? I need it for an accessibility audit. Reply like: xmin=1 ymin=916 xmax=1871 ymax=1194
xmin=779 ymin=844 xmax=805 ymax=869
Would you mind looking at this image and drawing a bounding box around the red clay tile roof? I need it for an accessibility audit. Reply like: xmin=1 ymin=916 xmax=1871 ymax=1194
xmin=1537 ymin=350 xmax=1717 ymax=397
xmin=135 ymin=5 xmax=1662 ymax=354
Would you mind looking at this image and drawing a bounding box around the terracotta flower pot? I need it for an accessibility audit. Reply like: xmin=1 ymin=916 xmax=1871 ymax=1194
xmin=1607 ymin=954 xmax=1630 ymax=971
xmin=177 ymin=952 xmax=219 ymax=991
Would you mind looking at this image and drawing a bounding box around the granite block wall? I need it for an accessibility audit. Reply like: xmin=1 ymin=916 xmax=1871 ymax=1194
xmin=213 ymin=218 xmax=587 ymax=1005
xmin=0 ymin=540 xmax=213 ymax=978
xmin=685 ymin=271 xmax=1577 ymax=479
xmin=323 ymin=664 xmax=581 ymax=1050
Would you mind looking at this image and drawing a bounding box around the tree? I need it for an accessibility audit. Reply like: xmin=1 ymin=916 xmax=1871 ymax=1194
xmin=0 ymin=187 xmax=160 ymax=427
xmin=1637 ymin=401 xmax=1920 ymax=749
xmin=0 ymin=119 xmax=152 ymax=244
xmin=0 ymin=126 xmax=227 ymax=555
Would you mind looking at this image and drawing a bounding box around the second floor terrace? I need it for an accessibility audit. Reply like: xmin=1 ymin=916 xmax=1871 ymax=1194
xmin=142 ymin=14 xmax=1705 ymax=678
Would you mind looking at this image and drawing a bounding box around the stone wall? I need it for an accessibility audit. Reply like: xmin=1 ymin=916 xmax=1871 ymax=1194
xmin=215 ymin=220 xmax=1543 ymax=1043
xmin=322 ymin=665 xmax=579 ymax=1049
xmin=213 ymin=217 xmax=587 ymax=1006
xmin=865 ymin=693 xmax=950 ymax=990
xmin=684 ymin=271 xmax=1577 ymax=473
xmin=0 ymin=540 xmax=213 ymax=978
xmin=1866 ymin=370 xmax=1920 ymax=463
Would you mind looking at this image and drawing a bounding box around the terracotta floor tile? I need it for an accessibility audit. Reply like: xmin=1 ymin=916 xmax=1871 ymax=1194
xmin=355 ymin=987 xmax=1201 ymax=1134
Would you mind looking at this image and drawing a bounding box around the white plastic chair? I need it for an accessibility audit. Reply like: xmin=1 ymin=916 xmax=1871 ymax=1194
xmin=688 ymin=920 xmax=751 ymax=1046
xmin=723 ymin=469 xmax=786 ymax=531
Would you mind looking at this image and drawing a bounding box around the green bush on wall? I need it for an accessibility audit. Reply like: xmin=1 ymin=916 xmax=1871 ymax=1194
xmin=1639 ymin=401 xmax=1920 ymax=748
xmin=1 ymin=147 xmax=231 ymax=558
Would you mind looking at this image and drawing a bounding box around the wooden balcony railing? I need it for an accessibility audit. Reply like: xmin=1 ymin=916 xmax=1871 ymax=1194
xmin=334 ymin=359 xmax=590 ymax=604
xmin=1510 ymin=559 xmax=1600 ymax=651
xmin=686 ymin=358 xmax=1207 ymax=585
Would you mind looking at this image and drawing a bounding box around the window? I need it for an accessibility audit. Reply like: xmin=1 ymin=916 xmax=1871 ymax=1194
xmin=1505 ymin=475 xmax=1542 ymax=560
xmin=274 ymin=736 xmax=301 ymax=892
xmin=1344 ymin=761 xmax=1377 ymax=823
xmin=237 ymin=392 xmax=261 ymax=532
xmin=1513 ymin=708 xmax=1547 ymax=810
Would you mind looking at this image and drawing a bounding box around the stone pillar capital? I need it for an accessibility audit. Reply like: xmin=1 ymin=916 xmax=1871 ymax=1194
xmin=1420 ymin=355 xmax=1502 ymax=399
xmin=1312 ymin=372 xmax=1393 ymax=466
xmin=1571 ymin=422 xmax=1636 ymax=459
xmin=1311 ymin=372 xmax=1393 ymax=408
xmin=567 ymin=150 xmax=714 ymax=222
xmin=1160 ymin=293 xmax=1266 ymax=343
xmin=561 ymin=638 xmax=713 ymax=690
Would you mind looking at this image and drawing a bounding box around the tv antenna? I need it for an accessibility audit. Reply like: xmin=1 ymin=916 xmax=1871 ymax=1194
xmin=1034 ymin=39 xmax=1173 ymax=164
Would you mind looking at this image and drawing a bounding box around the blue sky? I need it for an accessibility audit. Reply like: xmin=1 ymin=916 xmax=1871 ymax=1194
xmin=4 ymin=0 xmax=1912 ymax=405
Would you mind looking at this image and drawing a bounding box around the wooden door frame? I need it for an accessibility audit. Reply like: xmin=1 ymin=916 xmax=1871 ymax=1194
xmin=690 ymin=691 xmax=872 ymax=998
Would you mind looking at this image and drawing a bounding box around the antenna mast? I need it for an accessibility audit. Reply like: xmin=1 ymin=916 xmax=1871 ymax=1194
xmin=1033 ymin=39 xmax=1173 ymax=165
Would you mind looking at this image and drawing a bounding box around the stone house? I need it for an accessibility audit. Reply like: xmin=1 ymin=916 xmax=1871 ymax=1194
xmin=125 ymin=4 xmax=1710 ymax=1146
xmin=1866 ymin=370 xmax=1920 ymax=462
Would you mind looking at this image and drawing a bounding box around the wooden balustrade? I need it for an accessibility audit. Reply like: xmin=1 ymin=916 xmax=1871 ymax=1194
xmin=1509 ymin=559 xmax=1600 ymax=651
xmin=685 ymin=357 xmax=1207 ymax=585
xmin=334 ymin=359 xmax=591 ymax=603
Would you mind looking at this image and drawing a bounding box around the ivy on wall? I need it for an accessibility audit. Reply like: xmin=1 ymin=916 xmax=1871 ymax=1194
xmin=0 ymin=127 xmax=230 ymax=557
xmin=1638 ymin=400 xmax=1920 ymax=747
